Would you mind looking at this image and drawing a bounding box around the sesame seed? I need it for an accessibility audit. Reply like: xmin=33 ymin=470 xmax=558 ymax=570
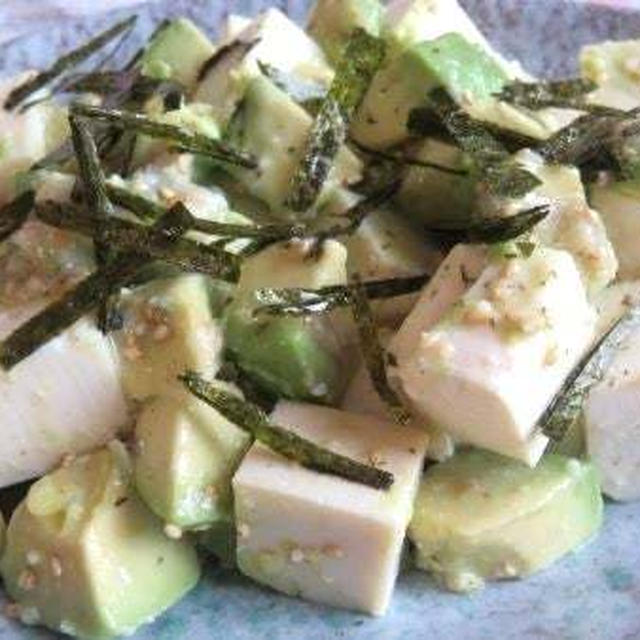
xmin=18 ymin=569 xmax=37 ymax=591
xmin=323 ymin=544 xmax=344 ymax=559
xmin=290 ymin=548 xmax=305 ymax=564
xmin=60 ymin=453 xmax=76 ymax=468
xmin=4 ymin=603 xmax=21 ymax=619
xmin=238 ymin=523 xmax=251 ymax=539
xmin=51 ymin=556 xmax=63 ymax=578
xmin=25 ymin=551 xmax=42 ymax=567
xmin=163 ymin=524 xmax=183 ymax=540
xmin=152 ymin=324 xmax=171 ymax=342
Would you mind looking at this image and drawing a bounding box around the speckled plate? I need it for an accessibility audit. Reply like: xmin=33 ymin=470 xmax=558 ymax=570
xmin=1 ymin=2 xmax=640 ymax=639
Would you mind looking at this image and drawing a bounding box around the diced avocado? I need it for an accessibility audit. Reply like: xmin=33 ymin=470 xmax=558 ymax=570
xmin=114 ymin=274 xmax=223 ymax=401
xmin=0 ymin=442 xmax=200 ymax=639
xmin=197 ymin=520 xmax=237 ymax=568
xmin=223 ymin=239 xmax=356 ymax=403
xmin=384 ymin=0 xmax=503 ymax=61
xmin=352 ymin=33 xmax=508 ymax=150
xmin=409 ymin=450 xmax=603 ymax=592
xmin=395 ymin=138 xmax=476 ymax=226
xmin=132 ymin=103 xmax=222 ymax=168
xmin=590 ymin=179 xmax=640 ymax=281
xmin=342 ymin=207 xmax=443 ymax=324
xmin=134 ymin=389 xmax=250 ymax=529
xmin=226 ymin=75 xmax=361 ymax=216
xmin=307 ymin=0 xmax=384 ymax=65
xmin=581 ymin=40 xmax=640 ymax=111
xmin=141 ymin=18 xmax=216 ymax=90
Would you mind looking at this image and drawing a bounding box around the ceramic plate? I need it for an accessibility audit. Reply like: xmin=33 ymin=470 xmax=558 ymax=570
xmin=1 ymin=2 xmax=640 ymax=639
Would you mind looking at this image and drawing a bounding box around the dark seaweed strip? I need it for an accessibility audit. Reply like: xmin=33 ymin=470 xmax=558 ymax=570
xmin=180 ymin=371 xmax=394 ymax=490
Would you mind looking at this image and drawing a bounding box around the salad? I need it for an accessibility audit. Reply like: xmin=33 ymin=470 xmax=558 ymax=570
xmin=0 ymin=0 xmax=638 ymax=636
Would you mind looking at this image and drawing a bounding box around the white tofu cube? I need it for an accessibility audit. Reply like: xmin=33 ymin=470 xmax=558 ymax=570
xmin=585 ymin=334 xmax=640 ymax=502
xmin=0 ymin=314 xmax=128 ymax=488
xmin=585 ymin=281 xmax=640 ymax=502
xmin=391 ymin=247 xmax=596 ymax=465
xmin=195 ymin=8 xmax=332 ymax=127
xmin=232 ymin=402 xmax=428 ymax=615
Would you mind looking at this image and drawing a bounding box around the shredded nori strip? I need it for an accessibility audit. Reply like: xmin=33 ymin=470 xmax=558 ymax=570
xmin=70 ymin=102 xmax=257 ymax=169
xmin=351 ymin=138 xmax=469 ymax=176
xmin=540 ymin=304 xmax=640 ymax=442
xmin=0 ymin=191 xmax=35 ymax=243
xmin=427 ymin=205 xmax=550 ymax=245
xmin=494 ymin=78 xmax=617 ymax=114
xmin=0 ymin=206 xmax=191 ymax=371
xmin=4 ymin=16 xmax=137 ymax=111
xmin=286 ymin=29 xmax=386 ymax=213
xmin=258 ymin=61 xmax=328 ymax=110
xmin=180 ymin=371 xmax=394 ymax=490
xmin=35 ymin=200 xmax=241 ymax=282
xmin=424 ymin=88 xmax=542 ymax=199
xmin=254 ymin=275 xmax=430 ymax=317
xmin=69 ymin=115 xmax=122 ymax=331
xmin=349 ymin=278 xmax=412 ymax=425
xmin=197 ymin=39 xmax=258 ymax=82
xmin=407 ymin=106 xmax=542 ymax=154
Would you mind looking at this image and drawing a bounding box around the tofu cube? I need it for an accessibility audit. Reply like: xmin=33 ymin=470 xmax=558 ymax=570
xmin=584 ymin=298 xmax=640 ymax=501
xmin=232 ymin=402 xmax=428 ymax=615
xmin=391 ymin=246 xmax=596 ymax=465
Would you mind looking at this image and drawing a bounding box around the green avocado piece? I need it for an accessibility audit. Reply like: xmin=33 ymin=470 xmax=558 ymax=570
xmin=114 ymin=274 xmax=224 ymax=402
xmin=0 ymin=443 xmax=200 ymax=639
xmin=223 ymin=239 xmax=355 ymax=403
xmin=141 ymin=18 xmax=216 ymax=90
xmin=352 ymin=32 xmax=508 ymax=149
xmin=134 ymin=390 xmax=250 ymax=530
xmin=409 ymin=450 xmax=603 ymax=592
xmin=226 ymin=75 xmax=361 ymax=216
xmin=307 ymin=0 xmax=384 ymax=65
xmin=197 ymin=519 xmax=237 ymax=568
xmin=395 ymin=138 xmax=476 ymax=226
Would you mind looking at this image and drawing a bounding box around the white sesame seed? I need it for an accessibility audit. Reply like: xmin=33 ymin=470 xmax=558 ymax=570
xmin=25 ymin=551 xmax=42 ymax=567
xmin=51 ymin=556 xmax=63 ymax=578
xmin=18 ymin=569 xmax=37 ymax=591
xmin=163 ymin=524 xmax=183 ymax=539
xmin=237 ymin=523 xmax=251 ymax=539
xmin=290 ymin=548 xmax=305 ymax=564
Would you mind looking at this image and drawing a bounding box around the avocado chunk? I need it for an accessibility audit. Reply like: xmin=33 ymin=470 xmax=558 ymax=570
xmin=395 ymin=138 xmax=476 ymax=227
xmin=226 ymin=75 xmax=361 ymax=216
xmin=352 ymin=32 xmax=508 ymax=149
xmin=134 ymin=390 xmax=250 ymax=529
xmin=0 ymin=443 xmax=200 ymax=638
xmin=197 ymin=520 xmax=237 ymax=568
xmin=223 ymin=239 xmax=355 ymax=403
xmin=114 ymin=274 xmax=224 ymax=401
xmin=141 ymin=18 xmax=216 ymax=90
xmin=409 ymin=450 xmax=603 ymax=592
xmin=307 ymin=0 xmax=384 ymax=65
